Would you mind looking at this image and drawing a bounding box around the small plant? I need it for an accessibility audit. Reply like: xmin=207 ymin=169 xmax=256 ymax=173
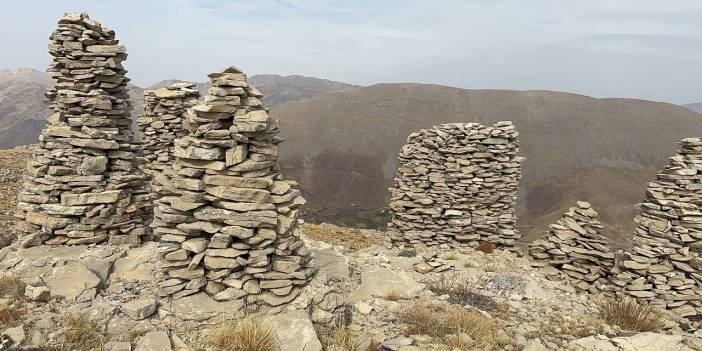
xmin=598 ymin=298 xmax=664 ymax=332
xmin=397 ymin=249 xmax=416 ymax=257
xmin=0 ymin=275 xmax=25 ymax=300
xmin=463 ymin=261 xmax=476 ymax=268
xmin=426 ymin=273 xmax=458 ymax=295
xmin=398 ymin=301 xmax=509 ymax=348
xmin=0 ymin=305 xmax=24 ymax=328
xmin=206 ymin=314 xmax=277 ymax=351
xmin=443 ymin=252 xmax=459 ymax=260
xmin=54 ymin=313 xmax=107 ymax=351
xmin=385 ymin=289 xmax=402 ymax=301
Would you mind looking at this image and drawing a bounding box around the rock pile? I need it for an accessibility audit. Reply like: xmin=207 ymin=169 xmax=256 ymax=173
xmin=153 ymin=66 xmax=314 ymax=308
xmin=528 ymin=201 xmax=615 ymax=293
xmin=15 ymin=12 xmax=149 ymax=246
xmin=611 ymin=138 xmax=702 ymax=318
xmin=137 ymin=83 xmax=199 ymax=180
xmin=388 ymin=121 xmax=523 ymax=247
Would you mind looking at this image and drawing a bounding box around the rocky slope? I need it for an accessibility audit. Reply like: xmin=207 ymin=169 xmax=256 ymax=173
xmin=273 ymin=84 xmax=702 ymax=242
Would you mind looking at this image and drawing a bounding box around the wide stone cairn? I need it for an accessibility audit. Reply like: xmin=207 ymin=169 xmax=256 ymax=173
xmin=528 ymin=201 xmax=615 ymax=293
xmin=612 ymin=138 xmax=702 ymax=318
xmin=15 ymin=12 xmax=150 ymax=246
xmin=153 ymin=66 xmax=314 ymax=307
xmin=388 ymin=121 xmax=523 ymax=247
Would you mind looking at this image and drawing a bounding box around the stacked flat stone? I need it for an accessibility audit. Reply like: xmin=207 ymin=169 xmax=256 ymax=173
xmin=138 ymin=83 xmax=199 ymax=178
xmin=529 ymin=201 xmax=615 ymax=293
xmin=611 ymin=138 xmax=702 ymax=318
xmin=388 ymin=121 xmax=523 ymax=247
xmin=15 ymin=12 xmax=149 ymax=246
xmin=153 ymin=66 xmax=314 ymax=307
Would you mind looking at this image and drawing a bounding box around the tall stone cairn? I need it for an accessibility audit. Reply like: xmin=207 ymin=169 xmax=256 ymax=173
xmin=528 ymin=201 xmax=615 ymax=293
xmin=612 ymin=138 xmax=702 ymax=318
xmin=388 ymin=121 xmax=523 ymax=247
xmin=154 ymin=66 xmax=314 ymax=307
xmin=15 ymin=12 xmax=149 ymax=246
xmin=137 ymin=83 xmax=199 ymax=199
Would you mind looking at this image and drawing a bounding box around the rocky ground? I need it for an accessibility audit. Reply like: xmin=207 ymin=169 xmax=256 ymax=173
xmin=0 ymin=149 xmax=701 ymax=350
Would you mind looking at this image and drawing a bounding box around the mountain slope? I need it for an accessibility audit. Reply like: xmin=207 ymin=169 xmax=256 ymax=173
xmin=273 ymin=84 xmax=702 ymax=241
xmin=0 ymin=69 xmax=53 ymax=148
xmin=0 ymin=70 xmax=360 ymax=147
xmin=684 ymin=102 xmax=702 ymax=114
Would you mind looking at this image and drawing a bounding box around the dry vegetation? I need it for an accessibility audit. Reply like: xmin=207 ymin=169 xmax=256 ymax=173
xmin=598 ymin=298 xmax=664 ymax=332
xmin=0 ymin=305 xmax=24 ymax=328
xmin=384 ymin=289 xmax=402 ymax=301
xmin=0 ymin=275 xmax=26 ymax=300
xmin=206 ymin=315 xmax=277 ymax=351
xmin=52 ymin=313 xmax=108 ymax=351
xmin=398 ymin=301 xmax=511 ymax=349
xmin=425 ymin=273 xmax=496 ymax=311
xmin=302 ymin=223 xmax=380 ymax=250
xmin=317 ymin=316 xmax=356 ymax=351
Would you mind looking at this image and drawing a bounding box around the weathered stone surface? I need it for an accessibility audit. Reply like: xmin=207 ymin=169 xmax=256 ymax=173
xmin=349 ymin=265 xmax=423 ymax=301
xmin=266 ymin=310 xmax=322 ymax=351
xmin=45 ymin=262 xmax=100 ymax=301
xmin=134 ymin=331 xmax=172 ymax=351
xmin=123 ymin=298 xmax=157 ymax=320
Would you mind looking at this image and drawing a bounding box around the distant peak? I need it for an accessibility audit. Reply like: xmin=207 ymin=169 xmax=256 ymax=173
xmin=0 ymin=67 xmax=44 ymax=75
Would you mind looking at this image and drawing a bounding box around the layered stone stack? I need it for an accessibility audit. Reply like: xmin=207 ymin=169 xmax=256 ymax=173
xmin=153 ymin=66 xmax=314 ymax=307
xmin=15 ymin=12 xmax=149 ymax=246
xmin=137 ymin=83 xmax=199 ymax=203
xmin=528 ymin=201 xmax=615 ymax=293
xmin=611 ymin=138 xmax=702 ymax=318
xmin=138 ymin=83 xmax=199 ymax=178
xmin=388 ymin=121 xmax=523 ymax=247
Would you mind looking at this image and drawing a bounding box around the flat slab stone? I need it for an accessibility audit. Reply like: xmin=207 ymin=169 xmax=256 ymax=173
xmin=311 ymin=248 xmax=350 ymax=280
xmin=45 ymin=262 xmax=100 ymax=302
xmin=266 ymin=310 xmax=322 ymax=351
xmin=347 ymin=265 xmax=424 ymax=302
xmin=135 ymin=331 xmax=172 ymax=351
xmin=167 ymin=292 xmax=243 ymax=321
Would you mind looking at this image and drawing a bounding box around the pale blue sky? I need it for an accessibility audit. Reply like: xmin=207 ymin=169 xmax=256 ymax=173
xmin=1 ymin=0 xmax=701 ymax=104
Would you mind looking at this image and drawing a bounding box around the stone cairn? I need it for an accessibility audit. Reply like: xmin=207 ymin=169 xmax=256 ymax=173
xmin=15 ymin=12 xmax=149 ymax=246
xmin=138 ymin=83 xmax=199 ymax=179
xmin=611 ymin=138 xmax=702 ymax=318
xmin=137 ymin=83 xmax=200 ymax=207
xmin=153 ymin=66 xmax=314 ymax=307
xmin=388 ymin=121 xmax=523 ymax=247
xmin=528 ymin=201 xmax=615 ymax=293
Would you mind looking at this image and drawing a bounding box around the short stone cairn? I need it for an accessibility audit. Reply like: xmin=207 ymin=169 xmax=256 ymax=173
xmin=154 ymin=66 xmax=314 ymax=307
xmin=612 ymin=138 xmax=702 ymax=318
xmin=529 ymin=201 xmax=615 ymax=293
xmin=388 ymin=121 xmax=523 ymax=247
xmin=15 ymin=12 xmax=149 ymax=246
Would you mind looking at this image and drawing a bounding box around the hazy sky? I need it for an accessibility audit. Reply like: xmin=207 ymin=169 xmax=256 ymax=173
xmin=1 ymin=0 xmax=701 ymax=104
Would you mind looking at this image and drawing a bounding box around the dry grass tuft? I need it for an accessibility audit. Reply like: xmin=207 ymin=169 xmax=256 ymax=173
xmin=425 ymin=274 xmax=495 ymax=311
xmin=302 ymin=223 xmax=380 ymax=250
xmin=0 ymin=275 xmax=25 ymax=300
xmin=0 ymin=305 xmax=24 ymax=327
xmin=443 ymin=252 xmax=459 ymax=260
xmin=206 ymin=314 xmax=277 ymax=351
xmin=385 ymin=289 xmax=402 ymax=301
xmin=54 ymin=313 xmax=107 ymax=351
xmin=599 ymin=298 xmax=664 ymax=332
xmin=398 ymin=301 xmax=509 ymax=348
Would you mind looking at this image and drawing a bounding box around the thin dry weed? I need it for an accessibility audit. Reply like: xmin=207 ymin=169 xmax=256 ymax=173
xmin=54 ymin=313 xmax=107 ymax=351
xmin=206 ymin=314 xmax=277 ymax=351
xmin=598 ymin=298 xmax=663 ymax=332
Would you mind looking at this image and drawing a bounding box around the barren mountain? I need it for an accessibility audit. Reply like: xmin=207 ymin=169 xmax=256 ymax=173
xmin=273 ymin=84 xmax=702 ymax=242
xmin=0 ymin=69 xmax=53 ymax=148
xmin=684 ymin=102 xmax=702 ymax=113
xmin=0 ymin=70 xmax=360 ymax=148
